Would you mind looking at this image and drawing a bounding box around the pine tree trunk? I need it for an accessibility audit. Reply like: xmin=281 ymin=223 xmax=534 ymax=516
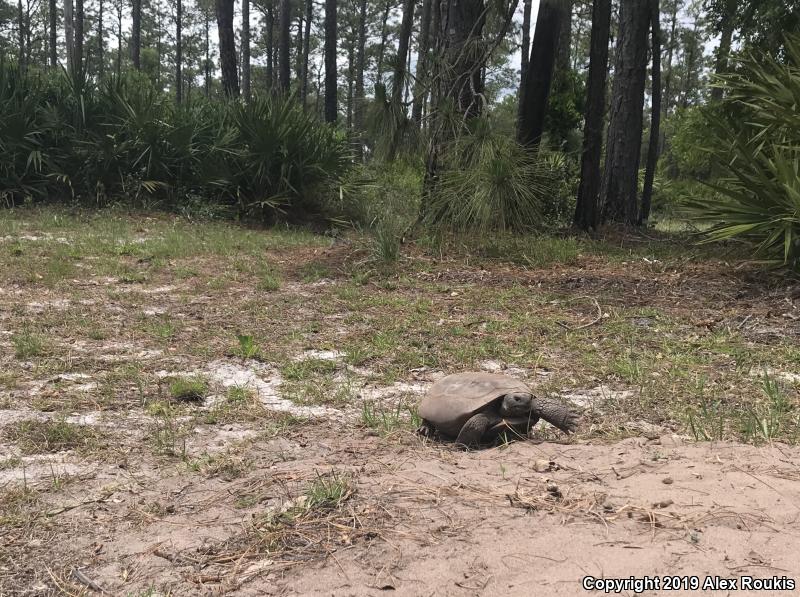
xmin=64 ymin=0 xmax=74 ymax=73
xmin=517 ymin=0 xmax=568 ymax=146
xmin=422 ymin=0 xmax=486 ymax=211
xmin=555 ymin=0 xmax=572 ymax=72
xmin=295 ymin=15 xmax=304 ymax=80
xmin=242 ymin=0 xmax=250 ymax=99
xmin=411 ymin=0 xmax=432 ymax=125
xmin=515 ymin=0 xmax=532 ymax=124
xmin=324 ymin=0 xmax=337 ymax=122
xmin=599 ymin=0 xmax=649 ymax=225
xmin=301 ymin=0 xmax=313 ymax=103
xmin=640 ymin=0 xmax=661 ymax=225
xmin=662 ymin=2 xmax=676 ymax=114
xmin=353 ymin=0 xmax=367 ymax=153
xmin=375 ymin=0 xmax=392 ymax=83
xmin=204 ymin=9 xmax=210 ymax=96
xmin=117 ymin=1 xmax=122 ymax=76
xmin=48 ymin=0 xmax=57 ymax=66
xmin=392 ymin=0 xmax=416 ymax=106
xmin=176 ymin=0 xmax=182 ymax=102
xmin=216 ymin=0 xmax=239 ymax=97
xmin=278 ymin=0 xmax=291 ymax=92
xmin=266 ymin=4 xmax=274 ymax=89
xmin=346 ymin=34 xmax=354 ymax=128
xmin=97 ymin=0 xmax=104 ymax=76
xmin=710 ymin=0 xmax=735 ymax=101
xmin=74 ymin=0 xmax=83 ymax=78
xmin=131 ymin=0 xmax=140 ymax=69
xmin=680 ymin=17 xmax=697 ymax=109
xmin=573 ymin=0 xmax=610 ymax=231
xmin=17 ymin=0 xmax=26 ymax=70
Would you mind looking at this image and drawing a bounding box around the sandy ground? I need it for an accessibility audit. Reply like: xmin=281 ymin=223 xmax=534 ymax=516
xmin=2 ymin=216 xmax=800 ymax=595
xmin=3 ymin=422 xmax=800 ymax=596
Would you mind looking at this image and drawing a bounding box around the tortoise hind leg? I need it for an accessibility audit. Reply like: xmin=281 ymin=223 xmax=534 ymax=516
xmin=455 ymin=412 xmax=500 ymax=448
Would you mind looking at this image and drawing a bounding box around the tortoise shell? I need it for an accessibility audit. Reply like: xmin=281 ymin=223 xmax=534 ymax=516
xmin=419 ymin=372 xmax=535 ymax=438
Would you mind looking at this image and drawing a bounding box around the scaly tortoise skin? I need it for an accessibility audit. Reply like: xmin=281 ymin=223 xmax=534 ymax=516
xmin=418 ymin=372 xmax=579 ymax=447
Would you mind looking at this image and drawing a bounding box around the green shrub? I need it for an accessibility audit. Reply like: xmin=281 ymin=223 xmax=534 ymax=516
xmin=686 ymin=37 xmax=800 ymax=271
xmin=424 ymin=119 xmax=557 ymax=233
xmin=0 ymin=65 xmax=349 ymax=220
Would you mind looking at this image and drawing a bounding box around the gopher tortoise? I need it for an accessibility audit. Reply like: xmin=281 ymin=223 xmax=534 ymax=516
xmin=418 ymin=372 xmax=578 ymax=447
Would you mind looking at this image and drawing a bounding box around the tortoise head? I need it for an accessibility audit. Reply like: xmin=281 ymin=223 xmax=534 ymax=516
xmin=499 ymin=392 xmax=533 ymax=417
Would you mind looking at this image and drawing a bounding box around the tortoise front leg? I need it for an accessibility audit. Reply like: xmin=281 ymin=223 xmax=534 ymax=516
xmin=455 ymin=412 xmax=501 ymax=448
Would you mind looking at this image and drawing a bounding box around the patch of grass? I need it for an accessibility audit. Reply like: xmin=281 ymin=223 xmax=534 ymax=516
xmin=4 ymin=419 xmax=102 ymax=455
xmin=741 ymin=374 xmax=795 ymax=443
xmin=235 ymin=334 xmax=261 ymax=359
xmin=168 ymin=376 xmax=209 ymax=402
xmin=148 ymin=404 xmax=190 ymax=457
xmin=281 ymin=358 xmax=339 ymax=381
xmin=256 ymin=269 xmax=282 ymax=292
xmin=11 ymin=330 xmax=45 ymax=359
xmin=305 ymin=472 xmax=353 ymax=510
xmin=188 ymin=452 xmax=250 ymax=481
xmin=202 ymin=386 xmax=265 ymax=424
xmin=361 ymin=399 xmax=420 ymax=434
xmin=0 ymin=457 xmax=22 ymax=471
xmin=298 ymin=261 xmax=333 ymax=282
xmin=146 ymin=318 xmax=178 ymax=341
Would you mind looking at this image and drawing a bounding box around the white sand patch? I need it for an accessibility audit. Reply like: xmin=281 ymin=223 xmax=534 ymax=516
xmin=750 ymin=368 xmax=800 ymax=384
xmin=0 ymin=234 xmax=70 ymax=243
xmin=478 ymin=360 xmax=531 ymax=377
xmin=295 ymin=349 xmax=344 ymax=362
xmin=64 ymin=341 xmax=164 ymax=362
xmin=358 ymin=381 xmax=428 ymax=402
xmin=0 ymin=456 xmax=87 ymax=485
xmin=560 ymin=385 xmax=635 ymax=409
xmin=26 ymin=299 xmax=72 ymax=312
xmin=204 ymin=360 xmax=343 ymax=419
xmin=143 ymin=307 xmax=167 ymax=316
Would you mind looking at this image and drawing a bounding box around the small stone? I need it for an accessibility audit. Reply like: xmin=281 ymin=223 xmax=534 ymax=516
xmin=654 ymin=499 xmax=674 ymax=508
xmin=662 ymin=477 xmax=674 ymax=485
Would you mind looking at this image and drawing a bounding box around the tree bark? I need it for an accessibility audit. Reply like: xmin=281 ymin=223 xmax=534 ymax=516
xmin=515 ymin=0 xmax=532 ymax=125
xmin=375 ymin=0 xmax=392 ymax=83
xmin=301 ymin=0 xmax=313 ymax=102
xmin=346 ymin=30 xmax=355 ymax=128
xmin=411 ymin=0 xmax=432 ymax=124
xmin=97 ymin=0 xmax=104 ymax=76
xmin=573 ymin=0 xmax=611 ymax=231
xmin=353 ymin=0 xmax=367 ymax=131
xmin=242 ymin=0 xmax=251 ymax=99
xmin=422 ymin=0 xmax=486 ymax=208
xmin=599 ymin=0 xmax=649 ymax=225
xmin=204 ymin=7 xmax=210 ymax=96
xmin=131 ymin=0 xmax=140 ymax=69
xmin=555 ymin=0 xmax=572 ymax=72
xmin=216 ymin=0 xmax=239 ymax=97
xmin=117 ymin=0 xmax=122 ymax=76
xmin=710 ymin=0 xmax=736 ymax=101
xmin=176 ymin=0 xmax=182 ymax=102
xmin=392 ymin=0 xmax=416 ymax=106
xmin=74 ymin=0 xmax=83 ymax=78
xmin=266 ymin=3 xmax=274 ymax=89
xmin=49 ymin=0 xmax=57 ymax=67
xmin=295 ymin=14 xmax=304 ymax=80
xmin=17 ymin=0 xmax=26 ymax=71
xmin=324 ymin=0 xmax=337 ymax=122
xmin=517 ymin=0 xmax=568 ymax=147
xmin=640 ymin=0 xmax=661 ymax=225
xmin=278 ymin=0 xmax=291 ymax=92
xmin=662 ymin=0 xmax=677 ymax=116
xmin=65 ymin=0 xmax=74 ymax=73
